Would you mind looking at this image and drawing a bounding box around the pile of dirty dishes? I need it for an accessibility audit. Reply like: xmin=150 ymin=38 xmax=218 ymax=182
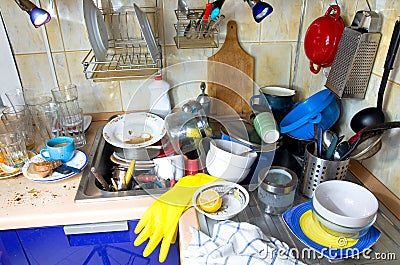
xmin=311 ymin=180 xmax=378 ymax=239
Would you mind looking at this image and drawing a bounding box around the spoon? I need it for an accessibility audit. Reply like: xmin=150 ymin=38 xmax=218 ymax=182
xmin=325 ymin=133 xmax=339 ymax=160
xmin=333 ymin=141 xmax=350 ymax=161
xmin=322 ymin=130 xmax=337 ymax=150
xmin=350 ymin=19 xmax=400 ymax=132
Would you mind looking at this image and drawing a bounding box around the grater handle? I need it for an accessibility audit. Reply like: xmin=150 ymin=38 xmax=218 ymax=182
xmin=377 ymin=19 xmax=400 ymax=110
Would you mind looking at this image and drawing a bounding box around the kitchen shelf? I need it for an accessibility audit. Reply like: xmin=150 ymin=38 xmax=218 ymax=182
xmin=82 ymin=2 xmax=162 ymax=81
xmin=174 ymin=9 xmax=220 ymax=49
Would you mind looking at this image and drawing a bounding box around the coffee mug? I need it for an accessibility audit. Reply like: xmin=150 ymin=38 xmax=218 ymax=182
xmin=253 ymin=112 xmax=280 ymax=144
xmin=40 ymin=136 xmax=75 ymax=163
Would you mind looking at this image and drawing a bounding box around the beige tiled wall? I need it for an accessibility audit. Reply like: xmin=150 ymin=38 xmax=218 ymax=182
xmin=1 ymin=0 xmax=400 ymax=196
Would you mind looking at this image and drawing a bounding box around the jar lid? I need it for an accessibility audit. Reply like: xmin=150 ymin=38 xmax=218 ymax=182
xmin=258 ymin=166 xmax=298 ymax=194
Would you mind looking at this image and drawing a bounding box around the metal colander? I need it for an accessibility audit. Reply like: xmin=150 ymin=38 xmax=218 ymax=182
xmin=325 ymin=11 xmax=381 ymax=98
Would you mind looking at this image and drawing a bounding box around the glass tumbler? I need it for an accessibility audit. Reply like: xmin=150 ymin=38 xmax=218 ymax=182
xmin=0 ymin=132 xmax=29 ymax=168
xmin=1 ymin=105 xmax=36 ymax=151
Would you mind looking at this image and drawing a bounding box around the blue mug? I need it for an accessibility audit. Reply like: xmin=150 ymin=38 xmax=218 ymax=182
xmin=40 ymin=136 xmax=75 ymax=163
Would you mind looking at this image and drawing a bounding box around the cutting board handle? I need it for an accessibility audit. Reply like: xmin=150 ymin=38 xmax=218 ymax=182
xmin=224 ymin=21 xmax=240 ymax=48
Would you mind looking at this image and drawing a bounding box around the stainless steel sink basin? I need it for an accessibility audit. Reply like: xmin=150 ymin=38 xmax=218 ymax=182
xmin=74 ymin=126 xmax=168 ymax=203
xmin=74 ymin=116 xmax=262 ymax=203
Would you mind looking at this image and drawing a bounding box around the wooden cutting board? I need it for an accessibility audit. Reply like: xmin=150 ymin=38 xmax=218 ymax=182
xmin=208 ymin=20 xmax=255 ymax=116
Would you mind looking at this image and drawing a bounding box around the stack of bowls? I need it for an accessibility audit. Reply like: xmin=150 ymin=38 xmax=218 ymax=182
xmin=206 ymin=139 xmax=258 ymax=183
xmin=312 ymin=180 xmax=378 ymax=239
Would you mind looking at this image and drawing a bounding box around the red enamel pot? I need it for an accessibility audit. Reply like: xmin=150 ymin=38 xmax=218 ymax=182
xmin=304 ymin=5 xmax=345 ymax=74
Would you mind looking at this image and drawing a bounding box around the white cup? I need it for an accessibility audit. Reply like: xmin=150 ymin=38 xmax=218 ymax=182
xmin=153 ymin=155 xmax=184 ymax=181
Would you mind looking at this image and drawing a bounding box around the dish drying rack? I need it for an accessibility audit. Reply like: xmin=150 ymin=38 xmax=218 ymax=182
xmin=174 ymin=8 xmax=221 ymax=49
xmin=82 ymin=3 xmax=162 ymax=81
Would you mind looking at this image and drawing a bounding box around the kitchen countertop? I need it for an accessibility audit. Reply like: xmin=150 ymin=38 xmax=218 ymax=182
xmin=0 ymin=120 xmax=198 ymax=260
xmin=1 ymin=115 xmax=400 ymax=264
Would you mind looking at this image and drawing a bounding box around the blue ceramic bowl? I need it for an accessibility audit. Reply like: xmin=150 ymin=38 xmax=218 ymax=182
xmin=280 ymin=89 xmax=340 ymax=140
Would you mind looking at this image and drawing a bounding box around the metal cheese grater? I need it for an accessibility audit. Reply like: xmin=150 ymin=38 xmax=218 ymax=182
xmin=325 ymin=11 xmax=381 ymax=98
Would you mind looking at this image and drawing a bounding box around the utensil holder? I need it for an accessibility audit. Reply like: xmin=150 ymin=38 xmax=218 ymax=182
xmin=301 ymin=143 xmax=349 ymax=198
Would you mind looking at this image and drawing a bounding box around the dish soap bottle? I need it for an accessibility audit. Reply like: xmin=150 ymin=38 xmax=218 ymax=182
xmin=149 ymin=75 xmax=171 ymax=118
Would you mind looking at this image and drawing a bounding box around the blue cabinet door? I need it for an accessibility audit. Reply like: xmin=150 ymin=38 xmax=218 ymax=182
xmin=0 ymin=230 xmax=29 ymax=265
xmin=16 ymin=220 xmax=179 ymax=265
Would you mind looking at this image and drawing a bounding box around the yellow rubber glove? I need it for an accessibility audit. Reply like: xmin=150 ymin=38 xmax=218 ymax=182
xmin=134 ymin=173 xmax=220 ymax=263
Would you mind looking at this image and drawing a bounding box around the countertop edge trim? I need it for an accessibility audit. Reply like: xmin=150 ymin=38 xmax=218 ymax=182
xmin=349 ymin=160 xmax=400 ymax=221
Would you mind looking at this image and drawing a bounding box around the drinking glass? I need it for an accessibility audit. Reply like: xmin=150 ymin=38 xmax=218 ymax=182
xmin=26 ymin=96 xmax=60 ymax=143
xmin=1 ymin=105 xmax=36 ymax=151
xmin=51 ymin=84 xmax=80 ymax=118
xmin=59 ymin=108 xmax=86 ymax=148
xmin=0 ymin=132 xmax=29 ymax=168
xmin=5 ymin=88 xmax=25 ymax=108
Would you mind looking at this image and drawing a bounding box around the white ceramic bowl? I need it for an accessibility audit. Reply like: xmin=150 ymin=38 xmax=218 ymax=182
xmin=313 ymin=180 xmax=378 ymax=228
xmin=192 ymin=181 xmax=250 ymax=220
xmin=312 ymin=204 xmax=376 ymax=239
xmin=206 ymin=139 xmax=257 ymax=183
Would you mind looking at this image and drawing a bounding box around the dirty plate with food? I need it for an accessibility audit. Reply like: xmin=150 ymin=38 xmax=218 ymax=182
xmin=22 ymin=150 xmax=88 ymax=182
xmin=193 ymin=181 xmax=249 ymax=220
xmin=283 ymin=201 xmax=381 ymax=260
xmin=0 ymin=166 xmax=21 ymax=179
xmin=103 ymin=112 xmax=165 ymax=149
xmin=0 ymin=151 xmax=36 ymax=179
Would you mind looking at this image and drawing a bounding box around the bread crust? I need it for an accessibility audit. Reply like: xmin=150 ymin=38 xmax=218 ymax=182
xmin=33 ymin=160 xmax=62 ymax=172
xmin=27 ymin=160 xmax=62 ymax=178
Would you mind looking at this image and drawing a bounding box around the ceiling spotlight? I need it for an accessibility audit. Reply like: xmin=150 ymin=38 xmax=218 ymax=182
xmin=14 ymin=0 xmax=51 ymax=28
xmin=245 ymin=0 xmax=273 ymax=23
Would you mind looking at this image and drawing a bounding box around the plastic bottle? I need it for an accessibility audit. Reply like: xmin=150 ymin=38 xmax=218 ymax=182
xmin=148 ymin=75 xmax=171 ymax=118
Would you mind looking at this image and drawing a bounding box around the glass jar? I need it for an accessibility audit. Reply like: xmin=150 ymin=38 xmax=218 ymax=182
xmin=257 ymin=166 xmax=298 ymax=215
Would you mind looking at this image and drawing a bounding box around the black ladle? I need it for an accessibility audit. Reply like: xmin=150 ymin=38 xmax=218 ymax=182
xmin=350 ymin=19 xmax=400 ymax=132
xmin=341 ymin=121 xmax=400 ymax=160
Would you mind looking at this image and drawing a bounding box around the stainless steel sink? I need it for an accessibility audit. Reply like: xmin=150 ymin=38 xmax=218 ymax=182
xmin=74 ymin=126 xmax=168 ymax=203
xmin=74 ymin=116 xmax=262 ymax=203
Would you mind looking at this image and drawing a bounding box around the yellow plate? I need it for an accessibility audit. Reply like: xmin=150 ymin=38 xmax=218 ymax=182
xmin=299 ymin=210 xmax=358 ymax=248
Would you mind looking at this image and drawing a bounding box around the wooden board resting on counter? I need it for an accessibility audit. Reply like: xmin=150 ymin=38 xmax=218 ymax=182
xmin=207 ymin=20 xmax=254 ymax=117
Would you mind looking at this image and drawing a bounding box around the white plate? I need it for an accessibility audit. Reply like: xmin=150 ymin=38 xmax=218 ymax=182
xmin=134 ymin=4 xmax=160 ymax=62
xmin=103 ymin=112 xmax=166 ymax=149
xmin=0 ymin=170 xmax=21 ymax=180
xmin=193 ymin=181 xmax=249 ymax=221
xmin=84 ymin=115 xmax=92 ymax=132
xmin=83 ymin=0 xmax=109 ymax=61
xmin=22 ymin=150 xmax=88 ymax=182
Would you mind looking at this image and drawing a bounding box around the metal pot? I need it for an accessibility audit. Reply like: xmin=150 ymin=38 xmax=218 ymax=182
xmin=304 ymin=5 xmax=345 ymax=74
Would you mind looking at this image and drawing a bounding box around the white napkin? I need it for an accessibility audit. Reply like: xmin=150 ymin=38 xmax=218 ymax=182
xmin=183 ymin=220 xmax=306 ymax=265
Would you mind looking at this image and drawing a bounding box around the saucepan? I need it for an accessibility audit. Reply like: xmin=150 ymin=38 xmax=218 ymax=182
xmin=304 ymin=5 xmax=345 ymax=74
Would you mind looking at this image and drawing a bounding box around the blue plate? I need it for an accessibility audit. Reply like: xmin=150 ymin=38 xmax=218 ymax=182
xmin=283 ymin=201 xmax=381 ymax=260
